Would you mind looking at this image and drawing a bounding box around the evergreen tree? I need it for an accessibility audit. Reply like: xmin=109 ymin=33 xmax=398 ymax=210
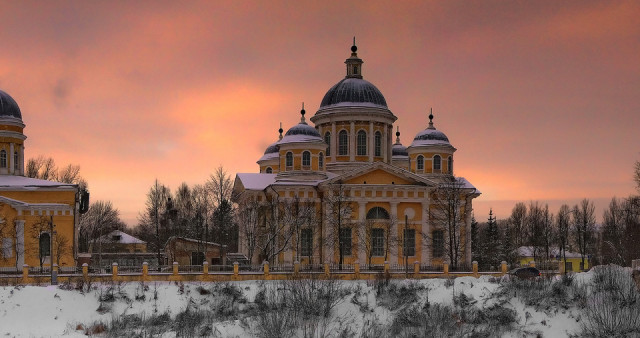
xmin=483 ymin=209 xmax=502 ymax=270
xmin=471 ymin=214 xmax=480 ymax=264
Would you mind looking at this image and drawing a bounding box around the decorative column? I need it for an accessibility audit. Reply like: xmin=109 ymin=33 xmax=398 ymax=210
xmin=389 ymin=202 xmax=399 ymax=264
xmin=331 ymin=122 xmax=336 ymax=160
xmin=9 ymin=143 xmax=14 ymax=174
xmin=421 ymin=202 xmax=430 ymax=265
xmin=358 ymin=201 xmax=366 ymax=265
xmin=368 ymin=122 xmax=374 ymax=162
xmin=349 ymin=121 xmax=355 ymax=161
xmin=15 ymin=220 xmax=25 ymax=268
xmin=383 ymin=124 xmax=388 ymax=163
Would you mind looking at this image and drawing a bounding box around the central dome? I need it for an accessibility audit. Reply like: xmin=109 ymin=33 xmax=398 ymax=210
xmin=0 ymin=90 xmax=22 ymax=120
xmin=319 ymin=78 xmax=387 ymax=109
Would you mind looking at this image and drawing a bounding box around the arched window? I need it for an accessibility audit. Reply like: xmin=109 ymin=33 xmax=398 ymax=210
xmin=285 ymin=152 xmax=293 ymax=169
xmin=417 ymin=155 xmax=424 ymax=171
xmin=357 ymin=130 xmax=367 ymax=156
xmin=13 ymin=152 xmax=18 ymax=171
xmin=324 ymin=132 xmax=331 ymax=156
xmin=374 ymin=132 xmax=381 ymax=157
xmin=353 ymin=66 xmax=358 ymax=74
xmin=448 ymin=156 xmax=453 ymax=174
xmin=338 ymin=130 xmax=348 ymax=155
xmin=302 ymin=151 xmax=311 ymax=168
xmin=0 ymin=150 xmax=6 ymax=168
xmin=319 ymin=152 xmax=324 ymax=169
xmin=366 ymin=207 xmax=390 ymax=220
xmin=266 ymin=167 xmax=273 ymax=174
xmin=433 ymin=155 xmax=441 ymax=172
xmin=39 ymin=233 xmax=51 ymax=257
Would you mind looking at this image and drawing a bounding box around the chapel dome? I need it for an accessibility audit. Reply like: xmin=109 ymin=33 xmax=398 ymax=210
xmin=319 ymin=77 xmax=388 ymax=109
xmin=279 ymin=107 xmax=323 ymax=145
xmin=410 ymin=112 xmax=453 ymax=148
xmin=392 ymin=128 xmax=408 ymax=157
xmin=0 ymin=90 xmax=22 ymax=120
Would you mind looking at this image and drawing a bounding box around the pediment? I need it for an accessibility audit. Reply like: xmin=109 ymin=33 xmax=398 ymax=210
xmin=320 ymin=162 xmax=437 ymax=187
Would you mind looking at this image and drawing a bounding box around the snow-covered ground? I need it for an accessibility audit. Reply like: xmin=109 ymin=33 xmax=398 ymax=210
xmin=0 ymin=267 xmax=635 ymax=337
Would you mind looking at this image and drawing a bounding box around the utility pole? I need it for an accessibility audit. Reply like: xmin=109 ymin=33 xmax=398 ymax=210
xmin=404 ymin=215 xmax=408 ymax=276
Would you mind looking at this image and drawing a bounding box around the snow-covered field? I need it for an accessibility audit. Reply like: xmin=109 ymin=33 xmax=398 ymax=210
xmin=0 ymin=266 xmax=638 ymax=337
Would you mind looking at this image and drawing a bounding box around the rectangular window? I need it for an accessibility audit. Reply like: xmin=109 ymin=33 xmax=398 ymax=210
xmin=374 ymin=133 xmax=381 ymax=157
xmin=2 ymin=238 xmax=12 ymax=258
xmin=372 ymin=228 xmax=384 ymax=256
xmin=565 ymin=262 xmax=573 ymax=272
xmin=432 ymin=230 xmax=444 ymax=258
xmin=301 ymin=228 xmax=313 ymax=257
xmin=339 ymin=228 xmax=352 ymax=256
xmin=403 ymin=229 xmax=415 ymax=257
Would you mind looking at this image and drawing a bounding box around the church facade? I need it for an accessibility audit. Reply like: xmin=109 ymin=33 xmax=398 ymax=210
xmin=232 ymin=43 xmax=480 ymax=268
xmin=0 ymin=90 xmax=80 ymax=270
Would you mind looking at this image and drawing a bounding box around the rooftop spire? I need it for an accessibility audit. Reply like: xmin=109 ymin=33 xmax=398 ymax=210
xmin=428 ymin=108 xmax=435 ymax=130
xmin=345 ymin=37 xmax=363 ymax=79
xmin=278 ymin=122 xmax=283 ymax=140
xmin=300 ymin=102 xmax=306 ymax=124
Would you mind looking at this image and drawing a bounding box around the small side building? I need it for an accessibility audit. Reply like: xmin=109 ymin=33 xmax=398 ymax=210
xmin=89 ymin=230 xmax=157 ymax=267
xmin=164 ymin=237 xmax=225 ymax=266
xmin=518 ymin=246 xmax=589 ymax=272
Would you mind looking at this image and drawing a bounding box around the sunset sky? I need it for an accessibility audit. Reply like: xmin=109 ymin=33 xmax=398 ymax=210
xmin=1 ymin=1 xmax=638 ymax=226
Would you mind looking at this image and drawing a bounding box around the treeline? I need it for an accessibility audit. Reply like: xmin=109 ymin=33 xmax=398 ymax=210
xmin=473 ymin=161 xmax=640 ymax=270
xmin=130 ymin=166 xmax=237 ymax=256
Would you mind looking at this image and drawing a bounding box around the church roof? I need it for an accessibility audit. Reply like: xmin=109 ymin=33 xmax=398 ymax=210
xmin=0 ymin=90 xmax=22 ymax=120
xmin=0 ymin=175 xmax=77 ymax=189
xmin=319 ymin=77 xmax=388 ymax=109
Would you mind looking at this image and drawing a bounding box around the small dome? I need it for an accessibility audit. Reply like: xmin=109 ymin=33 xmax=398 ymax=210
xmin=264 ymin=142 xmax=279 ymax=155
xmin=280 ymin=121 xmax=323 ymax=144
xmin=0 ymin=90 xmax=22 ymax=120
xmin=392 ymin=143 xmax=408 ymax=157
xmin=411 ymin=128 xmax=451 ymax=147
xmin=319 ymin=78 xmax=387 ymax=109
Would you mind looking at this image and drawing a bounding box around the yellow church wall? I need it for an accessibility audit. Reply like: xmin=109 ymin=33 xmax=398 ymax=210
xmin=1 ymin=190 xmax=76 ymax=205
xmin=397 ymin=203 xmax=423 ymax=222
xmin=344 ymin=169 xmax=413 ymax=185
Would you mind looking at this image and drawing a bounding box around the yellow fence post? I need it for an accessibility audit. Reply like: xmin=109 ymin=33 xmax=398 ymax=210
xmin=142 ymin=262 xmax=148 ymax=280
xmin=263 ymin=261 xmax=269 ymax=279
xmin=82 ymin=263 xmax=89 ymax=281
xmin=443 ymin=263 xmax=449 ymax=276
xmin=22 ymin=264 xmax=28 ymax=284
xmin=529 ymin=261 xmax=536 ymax=268
xmin=501 ymin=261 xmax=508 ymax=275
xmin=294 ymin=261 xmax=300 ymax=275
xmin=173 ymin=262 xmax=179 ymax=276
xmin=558 ymin=260 xmax=565 ymax=275
xmin=414 ymin=261 xmax=420 ymax=276
xmin=384 ymin=261 xmax=390 ymax=274
xmin=354 ymin=262 xmax=360 ymax=277
xmin=203 ymin=261 xmax=209 ymax=275
xmin=472 ymin=261 xmax=479 ymax=277
xmin=233 ymin=262 xmax=239 ymax=277
xmin=324 ymin=263 xmax=330 ymax=277
xmin=112 ymin=262 xmax=118 ymax=281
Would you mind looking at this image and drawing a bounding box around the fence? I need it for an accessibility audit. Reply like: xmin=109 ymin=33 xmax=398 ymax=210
xmin=3 ymin=260 xmax=566 ymax=285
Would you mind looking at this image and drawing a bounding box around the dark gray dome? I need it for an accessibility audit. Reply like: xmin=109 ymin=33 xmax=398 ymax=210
xmin=392 ymin=143 xmax=408 ymax=156
xmin=0 ymin=90 xmax=22 ymax=119
xmin=284 ymin=123 xmax=321 ymax=138
xmin=264 ymin=142 xmax=279 ymax=155
xmin=320 ymin=78 xmax=387 ymax=108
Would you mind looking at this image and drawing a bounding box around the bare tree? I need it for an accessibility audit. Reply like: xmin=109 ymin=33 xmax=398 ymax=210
xmin=572 ymin=198 xmax=596 ymax=271
xmin=79 ymin=200 xmax=124 ymax=267
xmin=135 ymin=179 xmax=171 ymax=265
xmin=634 ymin=160 xmax=640 ymax=193
xmin=602 ymin=197 xmax=626 ymax=265
xmin=257 ymin=191 xmax=295 ymax=264
xmin=508 ymin=202 xmax=527 ymax=249
xmin=29 ymin=216 xmax=51 ymax=271
xmin=208 ymin=165 xmax=233 ymax=207
xmin=356 ymin=218 xmax=377 ymax=267
xmin=428 ymin=177 xmax=473 ymax=269
xmin=525 ymin=201 xmax=545 ymax=262
xmin=56 ymin=164 xmax=81 ymax=184
xmin=53 ymin=234 xmax=70 ymax=266
xmin=324 ymin=183 xmax=352 ymax=266
xmin=540 ymin=204 xmax=555 ymax=270
xmin=556 ymin=204 xmax=571 ymax=273
xmin=236 ymin=196 xmax=261 ymax=264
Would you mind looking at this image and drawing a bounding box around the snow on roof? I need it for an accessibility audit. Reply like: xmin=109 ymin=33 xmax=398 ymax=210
xmin=0 ymin=175 xmax=77 ymax=189
xmin=97 ymin=230 xmax=146 ymax=244
xmin=236 ymin=173 xmax=277 ymax=191
xmin=517 ymin=246 xmax=583 ymax=259
xmin=0 ymin=195 xmax=71 ymax=209
xmin=456 ymin=177 xmax=481 ymax=194
xmin=166 ymin=236 xmax=222 ymax=247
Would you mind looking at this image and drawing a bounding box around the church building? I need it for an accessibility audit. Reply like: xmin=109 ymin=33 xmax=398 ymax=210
xmin=232 ymin=42 xmax=480 ymax=268
xmin=0 ymin=90 xmax=80 ymax=270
